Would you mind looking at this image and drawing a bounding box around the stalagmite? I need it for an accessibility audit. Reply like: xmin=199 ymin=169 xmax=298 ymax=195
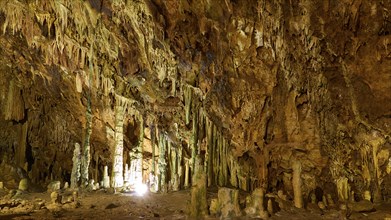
xmin=267 ymin=199 xmax=273 ymax=214
xmin=292 ymin=160 xmax=303 ymax=208
xmin=206 ymin=117 xmax=214 ymax=186
xmin=18 ymin=178 xmax=28 ymax=191
xmin=184 ymin=85 xmax=192 ymax=125
xmin=190 ymin=156 xmax=208 ymax=218
xmin=170 ymin=143 xmax=179 ymax=191
xmin=184 ymin=159 xmax=190 ymax=189
xmin=326 ymin=194 xmax=335 ymax=206
xmin=336 ymin=176 xmax=350 ymax=202
xmin=16 ymin=122 xmax=28 ymax=169
xmin=102 ymin=165 xmax=110 ymax=188
xmin=4 ymin=79 xmax=25 ymax=121
xmin=124 ymin=163 xmax=130 ymax=186
xmin=71 ymin=143 xmax=81 ymax=189
xmin=363 ymin=190 xmax=371 ymax=201
xmin=245 ymin=188 xmax=268 ymax=218
xmin=111 ymin=101 xmax=125 ymax=188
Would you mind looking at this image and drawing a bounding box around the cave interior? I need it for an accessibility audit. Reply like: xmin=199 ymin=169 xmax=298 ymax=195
xmin=0 ymin=0 xmax=391 ymax=219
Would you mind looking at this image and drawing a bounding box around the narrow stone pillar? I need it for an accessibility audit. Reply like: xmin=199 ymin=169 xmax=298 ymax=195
xmin=103 ymin=165 xmax=110 ymax=188
xmin=184 ymin=159 xmax=190 ymax=189
xmin=158 ymin=133 xmax=167 ymax=192
xmin=111 ymin=102 xmax=125 ymax=188
xmin=292 ymin=160 xmax=303 ymax=208
xmin=206 ymin=118 xmax=213 ymax=186
xmin=71 ymin=143 xmax=81 ymax=189
xmin=184 ymin=85 xmax=192 ymax=125
xmin=191 ymin=109 xmax=198 ymax=177
xmin=134 ymin=114 xmax=144 ymax=185
xmin=190 ymin=156 xmax=208 ymax=218
xmin=80 ymin=109 xmax=92 ymax=187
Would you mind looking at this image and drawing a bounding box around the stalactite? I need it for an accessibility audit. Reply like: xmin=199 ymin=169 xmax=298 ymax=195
xmin=71 ymin=143 xmax=81 ymax=189
xmin=171 ymin=77 xmax=176 ymax=96
xmin=4 ymin=79 xmax=25 ymax=121
xmin=111 ymin=99 xmax=125 ymax=188
xmin=222 ymin=138 xmax=228 ymax=186
xmin=206 ymin=117 xmax=214 ymax=186
xmin=184 ymin=85 xmax=192 ymax=126
xmin=75 ymin=72 xmax=83 ymax=93
xmin=218 ymin=132 xmax=228 ymax=186
xmin=213 ymin=124 xmax=218 ymax=185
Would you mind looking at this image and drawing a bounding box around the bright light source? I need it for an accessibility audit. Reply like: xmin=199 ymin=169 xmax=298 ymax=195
xmin=134 ymin=183 xmax=148 ymax=196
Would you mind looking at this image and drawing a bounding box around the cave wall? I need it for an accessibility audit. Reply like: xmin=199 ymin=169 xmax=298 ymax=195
xmin=0 ymin=0 xmax=390 ymax=201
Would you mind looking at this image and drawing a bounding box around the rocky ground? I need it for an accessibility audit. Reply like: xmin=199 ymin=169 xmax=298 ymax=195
xmin=1 ymin=187 xmax=391 ymax=220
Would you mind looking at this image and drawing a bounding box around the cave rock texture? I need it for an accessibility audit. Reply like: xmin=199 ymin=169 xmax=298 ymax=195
xmin=0 ymin=0 xmax=391 ymax=211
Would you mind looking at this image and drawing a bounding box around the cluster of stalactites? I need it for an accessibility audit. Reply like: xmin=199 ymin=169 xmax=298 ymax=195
xmin=112 ymin=0 xmax=178 ymax=94
xmin=1 ymin=0 xmax=118 ymax=64
xmin=328 ymin=129 xmax=389 ymax=204
xmin=147 ymin=130 xmax=184 ymax=193
xmin=182 ymin=84 xmax=252 ymax=192
xmin=0 ymin=0 xmax=119 ymax=98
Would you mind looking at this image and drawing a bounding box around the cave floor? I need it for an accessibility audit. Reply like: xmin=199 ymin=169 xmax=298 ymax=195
xmin=1 ymin=189 xmax=391 ymax=220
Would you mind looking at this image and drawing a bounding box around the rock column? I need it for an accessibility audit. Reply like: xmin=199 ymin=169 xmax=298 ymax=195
xmin=71 ymin=143 xmax=81 ymax=189
xmin=111 ymin=102 xmax=125 ymax=188
xmin=292 ymin=160 xmax=303 ymax=208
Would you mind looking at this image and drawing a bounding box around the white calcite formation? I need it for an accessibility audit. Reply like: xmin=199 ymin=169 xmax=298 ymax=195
xmin=102 ymin=166 xmax=110 ymax=189
xmin=71 ymin=143 xmax=81 ymax=189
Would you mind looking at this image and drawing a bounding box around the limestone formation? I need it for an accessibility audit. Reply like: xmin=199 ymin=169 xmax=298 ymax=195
xmin=0 ymin=0 xmax=390 ymax=218
xmin=157 ymin=133 xmax=167 ymax=192
xmin=216 ymin=187 xmax=242 ymax=218
xmin=47 ymin=181 xmax=61 ymax=192
xmin=102 ymin=166 xmax=110 ymax=189
xmin=292 ymin=160 xmax=303 ymax=208
xmin=63 ymin=182 xmax=69 ymax=190
xmin=190 ymin=157 xmax=208 ymax=218
xmin=71 ymin=143 xmax=81 ymax=189
xmin=111 ymin=100 xmax=125 ymax=188
xmin=18 ymin=178 xmax=28 ymax=191
xmin=245 ymin=188 xmax=268 ymax=218
xmin=50 ymin=191 xmax=61 ymax=204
